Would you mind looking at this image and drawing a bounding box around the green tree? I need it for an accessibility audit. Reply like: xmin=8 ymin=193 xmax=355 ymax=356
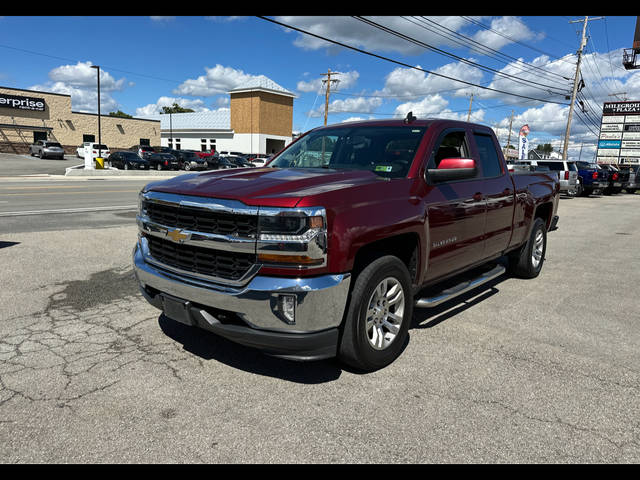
xmin=536 ymin=143 xmax=554 ymax=155
xmin=161 ymin=103 xmax=195 ymax=114
xmin=108 ymin=110 xmax=133 ymax=118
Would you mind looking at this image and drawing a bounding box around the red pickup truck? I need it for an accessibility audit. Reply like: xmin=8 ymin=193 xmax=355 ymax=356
xmin=133 ymin=118 xmax=559 ymax=371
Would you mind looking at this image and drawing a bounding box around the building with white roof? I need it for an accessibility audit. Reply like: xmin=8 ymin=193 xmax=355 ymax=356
xmin=142 ymin=76 xmax=296 ymax=155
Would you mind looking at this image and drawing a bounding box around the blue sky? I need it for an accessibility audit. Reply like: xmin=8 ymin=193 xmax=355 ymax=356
xmin=1 ymin=15 xmax=639 ymax=160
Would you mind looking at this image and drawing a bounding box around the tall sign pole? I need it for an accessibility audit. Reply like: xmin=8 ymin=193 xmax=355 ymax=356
xmin=563 ymin=16 xmax=604 ymax=160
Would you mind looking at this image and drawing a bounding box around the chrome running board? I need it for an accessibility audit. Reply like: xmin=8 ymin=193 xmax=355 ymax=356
xmin=415 ymin=264 xmax=505 ymax=308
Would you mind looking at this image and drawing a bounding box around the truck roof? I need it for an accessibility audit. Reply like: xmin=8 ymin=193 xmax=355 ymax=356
xmin=308 ymin=118 xmax=491 ymax=131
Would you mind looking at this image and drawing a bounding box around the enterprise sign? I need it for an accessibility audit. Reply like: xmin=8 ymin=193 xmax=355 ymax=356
xmin=0 ymin=93 xmax=46 ymax=112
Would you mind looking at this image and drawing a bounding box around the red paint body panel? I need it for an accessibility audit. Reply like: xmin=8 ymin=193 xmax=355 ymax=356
xmin=145 ymin=119 xmax=560 ymax=284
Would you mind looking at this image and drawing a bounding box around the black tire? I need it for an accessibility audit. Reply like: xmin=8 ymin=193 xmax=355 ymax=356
xmin=508 ymin=217 xmax=547 ymax=279
xmin=156 ymin=163 xmax=162 ymax=171
xmin=40 ymin=151 xmax=45 ymax=159
xmin=124 ymin=163 xmax=129 ymax=170
xmin=575 ymin=179 xmax=583 ymax=197
xmin=338 ymin=255 xmax=413 ymax=372
xmin=582 ymin=187 xmax=593 ymax=197
xmin=626 ymin=189 xmax=636 ymax=194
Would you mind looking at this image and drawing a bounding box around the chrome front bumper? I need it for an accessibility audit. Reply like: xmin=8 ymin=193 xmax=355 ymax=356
xmin=133 ymin=240 xmax=351 ymax=350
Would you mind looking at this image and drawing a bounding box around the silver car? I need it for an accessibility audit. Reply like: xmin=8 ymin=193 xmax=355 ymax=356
xmin=537 ymin=160 xmax=578 ymax=195
xmin=30 ymin=140 xmax=65 ymax=160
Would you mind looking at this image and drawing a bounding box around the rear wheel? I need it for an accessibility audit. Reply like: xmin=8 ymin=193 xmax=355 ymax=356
xmin=338 ymin=255 xmax=413 ymax=372
xmin=626 ymin=188 xmax=636 ymax=194
xmin=508 ymin=217 xmax=547 ymax=279
xmin=575 ymin=179 xmax=583 ymax=197
xmin=156 ymin=163 xmax=162 ymax=171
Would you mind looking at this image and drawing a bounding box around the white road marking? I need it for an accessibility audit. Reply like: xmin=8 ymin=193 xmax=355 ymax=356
xmin=0 ymin=205 xmax=137 ymax=217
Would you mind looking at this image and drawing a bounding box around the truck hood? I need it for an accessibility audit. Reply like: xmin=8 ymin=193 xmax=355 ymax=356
xmin=145 ymin=167 xmax=387 ymax=207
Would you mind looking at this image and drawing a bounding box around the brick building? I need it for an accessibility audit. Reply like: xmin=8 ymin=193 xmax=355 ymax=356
xmin=0 ymin=86 xmax=160 ymax=155
xmin=141 ymin=76 xmax=296 ymax=155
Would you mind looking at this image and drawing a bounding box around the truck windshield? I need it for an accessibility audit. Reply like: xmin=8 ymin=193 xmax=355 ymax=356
xmin=270 ymin=125 xmax=427 ymax=178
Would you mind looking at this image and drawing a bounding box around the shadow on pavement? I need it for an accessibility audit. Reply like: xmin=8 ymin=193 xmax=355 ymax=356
xmin=158 ymin=314 xmax=343 ymax=384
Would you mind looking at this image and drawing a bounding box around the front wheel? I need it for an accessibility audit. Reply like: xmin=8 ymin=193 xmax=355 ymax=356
xmin=338 ymin=255 xmax=413 ymax=372
xmin=156 ymin=163 xmax=162 ymax=171
xmin=508 ymin=217 xmax=547 ymax=279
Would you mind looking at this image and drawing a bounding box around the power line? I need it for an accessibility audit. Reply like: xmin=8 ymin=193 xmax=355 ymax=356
xmin=409 ymin=16 xmax=573 ymax=87
xmin=257 ymin=16 xmax=571 ymax=107
xmin=353 ymin=16 xmax=571 ymax=97
xmin=460 ymin=16 xmax=577 ymax=67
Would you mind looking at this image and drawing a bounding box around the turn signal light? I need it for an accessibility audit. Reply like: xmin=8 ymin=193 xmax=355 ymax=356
xmin=258 ymin=253 xmax=324 ymax=266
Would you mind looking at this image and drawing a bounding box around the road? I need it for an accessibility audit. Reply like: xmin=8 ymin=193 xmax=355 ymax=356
xmin=0 ymin=178 xmax=151 ymax=234
xmin=0 ymin=180 xmax=639 ymax=463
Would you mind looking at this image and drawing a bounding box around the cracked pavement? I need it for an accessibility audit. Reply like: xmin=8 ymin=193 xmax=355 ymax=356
xmin=0 ymin=194 xmax=639 ymax=463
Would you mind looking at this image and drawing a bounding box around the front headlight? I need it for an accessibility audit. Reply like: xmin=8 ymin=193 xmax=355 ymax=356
xmin=257 ymin=207 xmax=327 ymax=268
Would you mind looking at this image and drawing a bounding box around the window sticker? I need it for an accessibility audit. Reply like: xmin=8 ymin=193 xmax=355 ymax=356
xmin=375 ymin=165 xmax=393 ymax=172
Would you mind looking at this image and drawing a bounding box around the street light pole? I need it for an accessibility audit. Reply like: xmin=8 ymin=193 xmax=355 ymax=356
xmin=91 ymin=65 xmax=102 ymax=161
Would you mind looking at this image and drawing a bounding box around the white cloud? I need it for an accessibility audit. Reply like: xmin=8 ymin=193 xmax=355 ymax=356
xmin=173 ymin=64 xmax=269 ymax=97
xmin=135 ymin=96 xmax=213 ymax=116
xmin=470 ymin=16 xmax=543 ymax=51
xmin=48 ymin=61 xmax=126 ymax=92
xmin=30 ymin=81 xmax=120 ymax=114
xmin=307 ymin=95 xmax=383 ymax=118
xmin=150 ymin=16 xmax=175 ymax=22
xmin=29 ymin=62 xmax=129 ymax=114
xmin=297 ymin=70 xmax=360 ymax=93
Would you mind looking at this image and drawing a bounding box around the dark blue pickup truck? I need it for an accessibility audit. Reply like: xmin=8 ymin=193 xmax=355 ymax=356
xmin=575 ymin=161 xmax=608 ymax=196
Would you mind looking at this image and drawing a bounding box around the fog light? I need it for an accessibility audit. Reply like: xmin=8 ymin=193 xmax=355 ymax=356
xmin=278 ymin=294 xmax=296 ymax=325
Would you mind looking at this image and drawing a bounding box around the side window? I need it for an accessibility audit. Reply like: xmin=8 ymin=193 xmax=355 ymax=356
xmin=473 ymin=133 xmax=503 ymax=178
xmin=428 ymin=130 xmax=470 ymax=169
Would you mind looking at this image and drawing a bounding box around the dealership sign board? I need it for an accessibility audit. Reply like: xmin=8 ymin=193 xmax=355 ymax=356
xmin=0 ymin=92 xmax=46 ymax=112
xmin=598 ymin=101 xmax=640 ymax=164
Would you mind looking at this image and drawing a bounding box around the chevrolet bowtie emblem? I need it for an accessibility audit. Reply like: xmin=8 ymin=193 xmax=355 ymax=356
xmin=166 ymin=228 xmax=190 ymax=243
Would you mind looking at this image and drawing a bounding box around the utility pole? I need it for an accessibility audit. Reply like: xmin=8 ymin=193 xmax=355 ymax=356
xmin=505 ymin=110 xmax=514 ymax=159
xmin=321 ymin=69 xmax=340 ymax=125
xmin=563 ymin=16 xmax=604 ymax=160
xmin=467 ymin=93 xmax=474 ymax=122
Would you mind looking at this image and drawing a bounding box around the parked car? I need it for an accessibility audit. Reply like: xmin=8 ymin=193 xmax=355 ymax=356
xmin=575 ymin=161 xmax=606 ymax=196
xmin=218 ymin=151 xmax=245 ymax=157
xmin=134 ymin=117 xmax=560 ymax=371
xmin=598 ymin=164 xmax=622 ymax=195
xmin=129 ymin=145 xmax=155 ymax=160
xmin=147 ymin=152 xmax=179 ymax=171
xmin=108 ymin=151 xmax=150 ymax=170
xmin=249 ymin=155 xmax=271 ymax=167
xmin=226 ymin=155 xmax=256 ymax=168
xmin=30 ymin=140 xmax=65 ymax=159
xmin=175 ymin=151 xmax=209 ymax=171
xmin=535 ymin=160 xmax=578 ymax=196
xmin=76 ymin=142 xmax=110 ymax=160
xmin=616 ymin=165 xmax=638 ymax=194
xmin=206 ymin=156 xmax=236 ymax=170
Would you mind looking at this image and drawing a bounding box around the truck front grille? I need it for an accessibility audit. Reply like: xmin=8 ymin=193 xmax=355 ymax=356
xmin=144 ymin=201 xmax=258 ymax=237
xmin=144 ymin=234 xmax=255 ymax=281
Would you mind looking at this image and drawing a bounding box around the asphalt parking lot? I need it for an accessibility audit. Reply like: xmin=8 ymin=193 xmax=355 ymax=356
xmin=0 ymin=152 xmax=82 ymax=177
xmin=0 ymin=188 xmax=639 ymax=463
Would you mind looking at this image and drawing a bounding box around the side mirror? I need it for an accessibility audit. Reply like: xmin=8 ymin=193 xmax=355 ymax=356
xmin=427 ymin=158 xmax=477 ymax=183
